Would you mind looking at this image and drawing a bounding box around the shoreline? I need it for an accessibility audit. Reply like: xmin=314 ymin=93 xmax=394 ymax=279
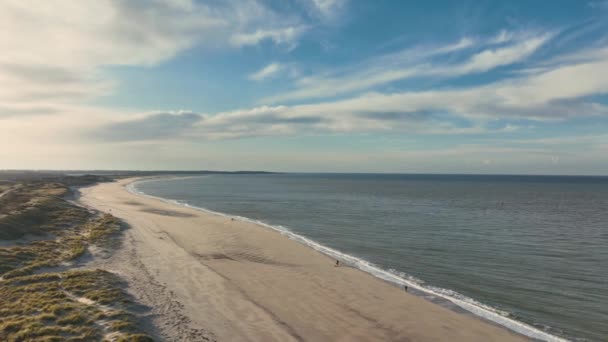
xmin=127 ymin=176 xmax=569 ymax=342
xmin=80 ymin=178 xmax=533 ymax=341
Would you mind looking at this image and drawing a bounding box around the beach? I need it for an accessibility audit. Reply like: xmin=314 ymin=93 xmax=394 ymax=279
xmin=78 ymin=178 xmax=527 ymax=341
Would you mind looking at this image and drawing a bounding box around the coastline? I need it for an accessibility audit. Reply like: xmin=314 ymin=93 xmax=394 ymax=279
xmin=79 ymin=178 xmax=530 ymax=341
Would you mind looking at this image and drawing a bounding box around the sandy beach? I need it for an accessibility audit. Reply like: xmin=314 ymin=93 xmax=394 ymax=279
xmin=78 ymin=178 xmax=527 ymax=342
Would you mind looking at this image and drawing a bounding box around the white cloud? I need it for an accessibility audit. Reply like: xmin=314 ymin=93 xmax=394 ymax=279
xmin=431 ymin=37 xmax=477 ymax=54
xmin=490 ymin=30 xmax=514 ymax=44
xmin=310 ymin=0 xmax=346 ymax=17
xmin=92 ymin=42 xmax=608 ymax=141
xmin=0 ymin=1 xmax=607 ymax=174
xmin=0 ymin=0 xmax=226 ymax=112
xmin=446 ymin=34 xmax=551 ymax=74
xmin=249 ymin=62 xmax=285 ymax=81
xmin=0 ymin=0 xmax=314 ymax=118
xmin=0 ymin=0 xmax=320 ymax=165
xmin=0 ymin=1 xmax=228 ymax=69
xmin=263 ymin=32 xmax=552 ymax=103
xmin=230 ymin=26 xmax=307 ymax=49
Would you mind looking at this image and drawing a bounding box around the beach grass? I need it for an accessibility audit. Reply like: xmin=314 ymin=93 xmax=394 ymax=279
xmin=0 ymin=270 xmax=153 ymax=341
xmin=0 ymin=180 xmax=153 ymax=341
xmin=0 ymin=213 xmax=121 ymax=279
xmin=0 ymin=182 xmax=89 ymax=241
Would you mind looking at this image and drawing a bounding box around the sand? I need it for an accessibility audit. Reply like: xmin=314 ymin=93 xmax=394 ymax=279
xmin=78 ymin=178 xmax=528 ymax=342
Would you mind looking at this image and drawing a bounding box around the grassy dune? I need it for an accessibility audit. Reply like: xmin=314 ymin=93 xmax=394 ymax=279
xmin=0 ymin=182 xmax=88 ymax=240
xmin=0 ymin=180 xmax=153 ymax=341
xmin=0 ymin=270 xmax=152 ymax=341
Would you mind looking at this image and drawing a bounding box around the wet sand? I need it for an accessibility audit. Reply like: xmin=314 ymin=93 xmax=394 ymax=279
xmin=79 ymin=178 xmax=527 ymax=341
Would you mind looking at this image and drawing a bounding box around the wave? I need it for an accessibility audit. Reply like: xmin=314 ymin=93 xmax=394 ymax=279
xmin=126 ymin=176 xmax=569 ymax=342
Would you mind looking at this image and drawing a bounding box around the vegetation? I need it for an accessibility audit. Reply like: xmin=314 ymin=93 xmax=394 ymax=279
xmin=0 ymin=270 xmax=153 ymax=341
xmin=0 ymin=182 xmax=89 ymax=240
xmin=0 ymin=180 xmax=153 ymax=341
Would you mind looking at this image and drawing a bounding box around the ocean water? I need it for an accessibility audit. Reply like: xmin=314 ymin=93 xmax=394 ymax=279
xmin=133 ymin=174 xmax=608 ymax=341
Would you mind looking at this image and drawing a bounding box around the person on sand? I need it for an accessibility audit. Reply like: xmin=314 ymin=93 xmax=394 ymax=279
xmin=335 ymin=260 xmax=340 ymax=267
xmin=404 ymin=285 xmax=408 ymax=292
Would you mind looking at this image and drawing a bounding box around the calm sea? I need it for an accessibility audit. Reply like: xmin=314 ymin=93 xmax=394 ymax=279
xmin=133 ymin=174 xmax=608 ymax=341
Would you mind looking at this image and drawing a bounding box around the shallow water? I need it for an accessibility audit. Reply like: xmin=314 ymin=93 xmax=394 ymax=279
xmin=135 ymin=174 xmax=608 ymax=341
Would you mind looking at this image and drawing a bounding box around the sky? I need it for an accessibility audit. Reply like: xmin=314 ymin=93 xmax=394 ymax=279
xmin=1 ymin=0 xmax=608 ymax=174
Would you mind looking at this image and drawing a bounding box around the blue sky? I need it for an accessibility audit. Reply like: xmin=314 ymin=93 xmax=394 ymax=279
xmin=1 ymin=0 xmax=608 ymax=174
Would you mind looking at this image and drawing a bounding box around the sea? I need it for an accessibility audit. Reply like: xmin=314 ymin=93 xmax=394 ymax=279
xmin=131 ymin=173 xmax=608 ymax=341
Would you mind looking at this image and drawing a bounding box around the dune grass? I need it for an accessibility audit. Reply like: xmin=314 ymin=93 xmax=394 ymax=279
xmin=0 ymin=270 xmax=153 ymax=341
xmin=0 ymin=180 xmax=122 ymax=279
xmin=0 ymin=181 xmax=154 ymax=341
xmin=0 ymin=182 xmax=89 ymax=241
xmin=0 ymin=213 xmax=121 ymax=280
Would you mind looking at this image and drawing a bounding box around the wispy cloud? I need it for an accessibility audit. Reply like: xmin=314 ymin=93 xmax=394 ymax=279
xmin=309 ymin=0 xmax=347 ymax=18
xmin=92 ymin=40 xmax=608 ymax=141
xmin=444 ymin=33 xmax=551 ymax=74
xmin=262 ymin=31 xmax=552 ymax=103
xmin=230 ymin=26 xmax=307 ymax=49
xmin=249 ymin=62 xmax=285 ymax=81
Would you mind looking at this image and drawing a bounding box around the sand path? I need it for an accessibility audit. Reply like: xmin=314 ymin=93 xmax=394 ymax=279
xmin=79 ymin=179 xmax=527 ymax=342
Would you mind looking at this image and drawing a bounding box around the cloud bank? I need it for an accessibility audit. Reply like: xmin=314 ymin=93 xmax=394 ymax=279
xmin=94 ymin=33 xmax=608 ymax=142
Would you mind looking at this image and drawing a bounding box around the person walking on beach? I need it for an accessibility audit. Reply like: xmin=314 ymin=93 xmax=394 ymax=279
xmin=404 ymin=285 xmax=408 ymax=292
xmin=335 ymin=260 xmax=340 ymax=267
